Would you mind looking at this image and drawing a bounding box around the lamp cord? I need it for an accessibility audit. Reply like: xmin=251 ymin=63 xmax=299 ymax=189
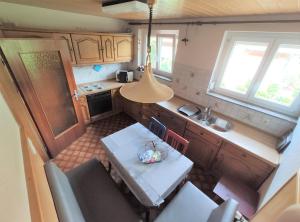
xmin=147 ymin=3 xmax=153 ymax=54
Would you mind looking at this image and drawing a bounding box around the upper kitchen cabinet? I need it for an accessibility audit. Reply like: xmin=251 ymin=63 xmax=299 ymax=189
xmin=53 ymin=33 xmax=76 ymax=65
xmin=101 ymin=35 xmax=115 ymax=63
xmin=71 ymin=34 xmax=103 ymax=64
xmin=114 ymin=35 xmax=133 ymax=62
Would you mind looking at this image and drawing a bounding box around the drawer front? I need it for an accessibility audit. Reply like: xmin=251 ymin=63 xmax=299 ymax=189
xmin=186 ymin=122 xmax=222 ymax=147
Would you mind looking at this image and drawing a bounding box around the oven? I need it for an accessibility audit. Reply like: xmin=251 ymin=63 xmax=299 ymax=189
xmin=86 ymin=91 xmax=112 ymax=117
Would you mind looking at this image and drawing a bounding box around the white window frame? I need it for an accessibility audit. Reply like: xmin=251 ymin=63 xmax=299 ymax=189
xmin=209 ymin=31 xmax=300 ymax=118
xmin=143 ymin=32 xmax=177 ymax=79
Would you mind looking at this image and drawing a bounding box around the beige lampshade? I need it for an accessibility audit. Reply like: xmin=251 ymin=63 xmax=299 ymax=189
xmin=120 ymin=64 xmax=174 ymax=103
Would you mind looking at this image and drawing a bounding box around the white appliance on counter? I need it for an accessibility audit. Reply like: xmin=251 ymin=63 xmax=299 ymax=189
xmin=116 ymin=70 xmax=134 ymax=83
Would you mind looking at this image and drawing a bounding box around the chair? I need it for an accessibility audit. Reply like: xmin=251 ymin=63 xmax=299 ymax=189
xmin=164 ymin=129 xmax=189 ymax=154
xmin=148 ymin=117 xmax=167 ymax=139
xmin=44 ymin=159 xmax=140 ymax=222
xmin=154 ymin=181 xmax=238 ymax=222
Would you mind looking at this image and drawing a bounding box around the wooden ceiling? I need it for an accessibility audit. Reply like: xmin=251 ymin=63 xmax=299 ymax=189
xmin=2 ymin=0 xmax=300 ymax=20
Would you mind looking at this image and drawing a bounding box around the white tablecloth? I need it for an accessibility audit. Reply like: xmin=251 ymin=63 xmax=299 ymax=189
xmin=100 ymin=123 xmax=193 ymax=207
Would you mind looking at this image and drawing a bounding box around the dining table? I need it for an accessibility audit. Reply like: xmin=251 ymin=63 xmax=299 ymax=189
xmin=100 ymin=122 xmax=194 ymax=207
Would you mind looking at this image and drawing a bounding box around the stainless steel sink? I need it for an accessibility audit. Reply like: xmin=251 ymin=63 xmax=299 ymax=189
xmin=195 ymin=114 xmax=232 ymax=132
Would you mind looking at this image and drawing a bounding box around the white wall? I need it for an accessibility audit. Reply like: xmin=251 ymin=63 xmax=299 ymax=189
xmin=130 ymin=16 xmax=300 ymax=136
xmin=0 ymin=93 xmax=31 ymax=222
xmin=258 ymin=118 xmax=300 ymax=209
xmin=0 ymin=2 xmax=128 ymax=32
xmin=72 ymin=63 xmax=128 ymax=85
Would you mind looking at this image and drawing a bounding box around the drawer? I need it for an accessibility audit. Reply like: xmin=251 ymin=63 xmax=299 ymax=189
xmin=186 ymin=122 xmax=222 ymax=147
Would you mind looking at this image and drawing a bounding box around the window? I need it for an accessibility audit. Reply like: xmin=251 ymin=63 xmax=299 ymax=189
xmin=209 ymin=31 xmax=300 ymax=118
xmin=143 ymin=30 xmax=178 ymax=78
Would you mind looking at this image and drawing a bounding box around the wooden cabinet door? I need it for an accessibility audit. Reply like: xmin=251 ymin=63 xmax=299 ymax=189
xmin=71 ymin=34 xmax=103 ymax=64
xmin=213 ymin=142 xmax=274 ymax=189
xmin=53 ymin=33 xmax=76 ymax=65
xmin=113 ymin=35 xmax=133 ymax=62
xmin=2 ymin=30 xmax=53 ymax=38
xmin=184 ymin=129 xmax=220 ymax=169
xmin=101 ymin=35 xmax=115 ymax=62
xmin=111 ymin=89 xmax=123 ymax=114
xmin=79 ymin=96 xmax=91 ymax=125
xmin=0 ymin=39 xmax=86 ymax=157
xmin=157 ymin=107 xmax=187 ymax=136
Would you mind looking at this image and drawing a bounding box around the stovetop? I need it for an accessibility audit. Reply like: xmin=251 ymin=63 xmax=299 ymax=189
xmin=79 ymin=83 xmax=103 ymax=93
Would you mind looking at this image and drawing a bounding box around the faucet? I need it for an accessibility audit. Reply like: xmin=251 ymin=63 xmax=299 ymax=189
xmin=202 ymin=106 xmax=212 ymax=122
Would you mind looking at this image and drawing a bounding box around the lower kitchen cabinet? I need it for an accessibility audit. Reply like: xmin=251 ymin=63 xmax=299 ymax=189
xmin=212 ymin=141 xmax=274 ymax=189
xmin=157 ymin=107 xmax=187 ymax=136
xmin=122 ymin=98 xmax=142 ymax=121
xmin=184 ymin=129 xmax=220 ymax=169
xmin=111 ymin=89 xmax=123 ymax=114
xmin=139 ymin=104 xmax=160 ymax=127
xmin=79 ymin=96 xmax=91 ymax=125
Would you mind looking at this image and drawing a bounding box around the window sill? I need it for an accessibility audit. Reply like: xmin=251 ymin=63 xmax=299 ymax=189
xmin=154 ymin=74 xmax=173 ymax=82
xmin=207 ymin=91 xmax=298 ymax=123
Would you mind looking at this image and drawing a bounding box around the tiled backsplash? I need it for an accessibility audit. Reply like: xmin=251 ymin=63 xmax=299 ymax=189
xmin=171 ymin=63 xmax=296 ymax=137
xmin=72 ymin=63 xmax=127 ymax=85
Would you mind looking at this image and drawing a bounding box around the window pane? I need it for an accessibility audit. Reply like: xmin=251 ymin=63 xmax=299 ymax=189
xmin=150 ymin=36 xmax=157 ymax=69
xmin=220 ymin=41 xmax=268 ymax=94
xmin=159 ymin=37 xmax=174 ymax=73
xmin=255 ymin=44 xmax=300 ymax=106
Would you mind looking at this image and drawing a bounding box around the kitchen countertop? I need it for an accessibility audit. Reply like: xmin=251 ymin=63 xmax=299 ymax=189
xmin=158 ymin=97 xmax=280 ymax=167
xmin=77 ymin=79 xmax=127 ymax=96
xmin=77 ymin=79 xmax=280 ymax=166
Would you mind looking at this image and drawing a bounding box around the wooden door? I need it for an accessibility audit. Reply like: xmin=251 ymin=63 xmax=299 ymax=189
xmin=53 ymin=33 xmax=76 ymax=65
xmin=113 ymin=35 xmax=133 ymax=62
xmin=0 ymin=39 xmax=86 ymax=157
xmin=71 ymin=34 xmax=103 ymax=64
xmin=101 ymin=35 xmax=115 ymax=62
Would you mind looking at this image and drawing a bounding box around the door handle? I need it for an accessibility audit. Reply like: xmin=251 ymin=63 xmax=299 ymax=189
xmin=73 ymin=89 xmax=79 ymax=101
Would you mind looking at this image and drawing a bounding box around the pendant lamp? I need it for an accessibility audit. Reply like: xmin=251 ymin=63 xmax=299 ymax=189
xmin=120 ymin=0 xmax=174 ymax=103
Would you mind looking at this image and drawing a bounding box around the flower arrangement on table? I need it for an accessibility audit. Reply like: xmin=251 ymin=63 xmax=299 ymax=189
xmin=138 ymin=139 xmax=168 ymax=164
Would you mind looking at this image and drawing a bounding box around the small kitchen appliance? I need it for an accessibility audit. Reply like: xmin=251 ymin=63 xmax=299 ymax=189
xmin=116 ymin=70 xmax=134 ymax=83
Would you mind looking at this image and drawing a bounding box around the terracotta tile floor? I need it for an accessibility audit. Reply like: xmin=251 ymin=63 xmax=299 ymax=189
xmin=53 ymin=112 xmax=221 ymax=218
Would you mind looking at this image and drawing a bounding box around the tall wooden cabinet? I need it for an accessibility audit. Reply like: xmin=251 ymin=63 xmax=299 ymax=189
xmin=71 ymin=34 xmax=103 ymax=64
xmin=114 ymin=35 xmax=133 ymax=62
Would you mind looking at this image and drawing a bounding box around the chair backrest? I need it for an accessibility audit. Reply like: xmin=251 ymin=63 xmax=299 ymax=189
xmin=44 ymin=161 xmax=85 ymax=222
xmin=149 ymin=117 xmax=167 ymax=139
xmin=164 ymin=129 xmax=189 ymax=154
